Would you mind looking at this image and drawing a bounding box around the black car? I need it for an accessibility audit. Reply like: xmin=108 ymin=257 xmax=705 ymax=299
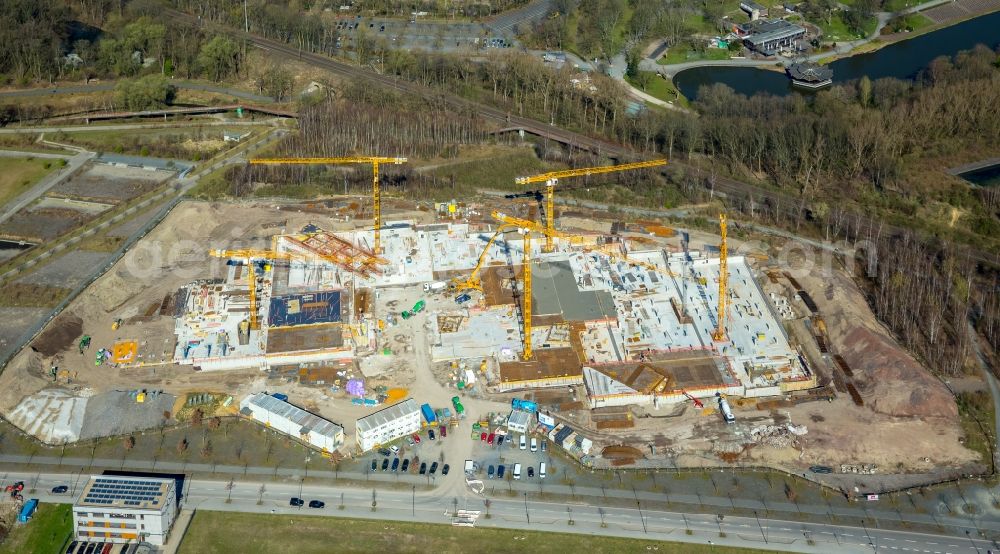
xmin=381 ymin=458 xmax=389 ymax=471
xmin=497 ymin=436 xmax=505 ymax=447
xmin=419 ymin=462 xmax=427 ymax=475
xmin=51 ymin=485 xmax=69 ymax=494
xmin=429 ymin=461 xmax=439 ymax=474
xmin=401 ymin=458 xmax=410 ymax=472
xmin=442 ymin=464 xmax=450 ymax=475
xmin=391 ymin=458 xmax=400 ymax=471
xmin=497 ymin=465 xmax=505 ymax=478
xmin=308 ymin=500 xmax=325 ymax=509
xmin=378 ymin=448 xmax=391 ymax=457
xmin=429 ymin=429 xmax=436 ymax=440
xmin=371 ymin=459 xmax=377 ymax=471
xmin=488 ymin=465 xmax=495 ymax=478
xmin=289 ymin=497 xmax=304 ymax=507
xmin=527 ymin=466 xmax=534 ymax=478
xmin=64 ymin=541 xmax=78 ymax=554
xmin=810 ymin=465 xmax=833 ymax=474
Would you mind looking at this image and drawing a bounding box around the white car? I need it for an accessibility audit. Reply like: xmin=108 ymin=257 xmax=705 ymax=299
xmin=519 ymin=435 xmax=526 ymax=450
xmin=390 ymin=445 xmax=400 ymax=454
xmin=530 ymin=437 xmax=537 ymax=452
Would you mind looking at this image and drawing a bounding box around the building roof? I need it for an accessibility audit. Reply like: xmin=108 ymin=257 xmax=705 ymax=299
xmin=356 ymin=398 xmax=419 ymax=435
xmin=743 ymin=19 xmax=805 ymax=47
xmin=242 ymin=393 xmax=343 ymax=439
xmin=554 ymin=425 xmax=574 ymax=444
xmin=76 ymin=475 xmax=173 ymax=511
xmin=740 ymin=1 xmax=767 ymax=10
xmin=507 ymin=409 xmax=532 ymax=428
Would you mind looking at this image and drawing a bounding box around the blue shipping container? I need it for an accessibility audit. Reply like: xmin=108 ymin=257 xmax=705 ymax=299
xmin=18 ymin=499 xmax=38 ymax=523
xmin=271 ymin=393 xmax=289 ymax=402
xmin=421 ymin=403 xmax=437 ymax=424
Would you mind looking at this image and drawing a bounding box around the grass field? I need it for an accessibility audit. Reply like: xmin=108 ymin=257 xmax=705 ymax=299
xmin=0 ymin=503 xmax=72 ymax=554
xmin=814 ymin=13 xmax=877 ymax=42
xmin=624 ymin=71 xmax=685 ymax=105
xmin=956 ymin=390 xmax=996 ymax=464
xmin=0 ymin=157 xmax=59 ymax=209
xmin=179 ymin=511 xmax=773 ymax=554
xmin=656 ymin=45 xmax=731 ymax=65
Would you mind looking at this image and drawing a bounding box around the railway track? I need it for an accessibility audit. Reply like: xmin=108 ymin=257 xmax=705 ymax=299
xmin=167 ymin=9 xmax=998 ymax=267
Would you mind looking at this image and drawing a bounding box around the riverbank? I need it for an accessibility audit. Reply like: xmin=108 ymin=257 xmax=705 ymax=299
xmin=815 ymin=0 xmax=1000 ymax=64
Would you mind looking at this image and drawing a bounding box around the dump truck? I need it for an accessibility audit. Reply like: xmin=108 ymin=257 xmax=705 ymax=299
xmin=421 ymin=403 xmax=437 ymax=425
xmin=423 ymin=281 xmax=447 ymax=293
xmin=451 ymin=396 xmax=465 ymax=417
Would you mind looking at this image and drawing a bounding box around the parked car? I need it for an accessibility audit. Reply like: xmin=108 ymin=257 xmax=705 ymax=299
xmin=308 ymin=500 xmax=325 ymax=509
xmin=407 ymin=436 xmax=415 ymax=447
xmin=488 ymin=465 xmax=495 ymax=478
xmin=527 ymin=466 xmax=534 ymax=478
xmin=429 ymin=429 xmax=436 ymax=440
xmin=497 ymin=436 xmax=505 ymax=447
xmin=455 ymin=293 xmax=472 ymax=304
xmin=439 ymin=425 xmax=447 ymax=437
xmin=289 ymin=497 xmax=304 ymax=507
xmin=442 ymin=464 xmax=450 ymax=475
xmin=382 ymin=459 xmax=389 ymax=471
xmin=412 ymin=433 xmax=421 ymax=444
xmin=370 ymin=459 xmax=377 ymax=471
xmin=430 ymin=462 xmax=439 ymax=474
xmin=378 ymin=448 xmax=391 ymax=457
xmin=540 ymin=462 xmax=547 ymax=479
xmin=402 ymin=458 xmax=410 ymax=472
xmin=487 ymin=433 xmax=495 ymax=445
xmin=390 ymin=445 xmax=400 ymax=454
xmin=391 ymin=458 xmax=400 ymax=471
xmin=480 ymin=432 xmax=487 ymax=442
xmin=51 ymin=485 xmax=69 ymax=494
xmin=541 ymin=440 xmax=547 ymax=452
xmin=530 ymin=437 xmax=538 ymax=452
xmin=810 ymin=465 xmax=833 ymax=474
xmin=497 ymin=465 xmax=505 ymax=478
xmin=519 ymin=434 xmax=527 ymax=450
xmin=419 ymin=462 xmax=427 ymax=475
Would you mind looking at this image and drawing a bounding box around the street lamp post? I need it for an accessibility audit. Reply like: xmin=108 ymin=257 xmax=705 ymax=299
xmin=411 ymin=485 xmax=415 ymax=516
xmin=861 ymin=519 xmax=876 ymax=551
xmin=754 ymin=510 xmax=768 ymax=544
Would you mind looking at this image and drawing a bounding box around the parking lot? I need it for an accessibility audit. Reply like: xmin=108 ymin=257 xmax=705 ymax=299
xmin=358 ymin=424 xmax=456 ymax=485
xmin=329 ymin=16 xmax=514 ymax=53
xmin=466 ymin=423 xmax=562 ymax=485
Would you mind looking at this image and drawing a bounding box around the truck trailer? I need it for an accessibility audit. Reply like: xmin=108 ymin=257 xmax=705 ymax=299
xmin=421 ymin=403 xmax=437 ymax=425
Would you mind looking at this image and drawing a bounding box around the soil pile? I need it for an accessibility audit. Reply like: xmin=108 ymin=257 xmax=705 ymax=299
xmin=30 ymin=313 xmax=82 ymax=357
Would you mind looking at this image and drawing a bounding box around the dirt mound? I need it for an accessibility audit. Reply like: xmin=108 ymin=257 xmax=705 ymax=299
xmin=29 ymin=313 xmax=82 ymax=357
xmin=841 ymin=327 xmax=956 ymax=419
xmin=602 ymin=445 xmax=645 ymax=459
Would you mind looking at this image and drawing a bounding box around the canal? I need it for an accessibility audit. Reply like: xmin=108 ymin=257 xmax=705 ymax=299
xmin=674 ymin=10 xmax=1000 ymax=99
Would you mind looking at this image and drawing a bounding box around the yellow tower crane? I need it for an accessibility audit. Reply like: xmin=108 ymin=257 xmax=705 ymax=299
xmin=249 ymin=156 xmax=407 ymax=255
xmin=514 ymin=159 xmax=668 ymax=252
xmin=490 ymin=210 xmax=576 ymax=361
xmin=208 ymin=248 xmax=326 ymax=331
xmin=712 ymin=213 xmax=729 ymax=342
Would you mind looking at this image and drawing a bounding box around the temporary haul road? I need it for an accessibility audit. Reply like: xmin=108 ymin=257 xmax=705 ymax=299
xmin=9 ymin=471 xmax=998 ymax=554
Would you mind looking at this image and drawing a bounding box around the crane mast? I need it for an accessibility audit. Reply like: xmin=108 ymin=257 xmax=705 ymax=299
xmin=250 ymin=156 xmax=407 ymax=255
xmin=712 ymin=213 xmax=728 ymax=342
xmin=515 ymin=159 xmax=667 ymax=252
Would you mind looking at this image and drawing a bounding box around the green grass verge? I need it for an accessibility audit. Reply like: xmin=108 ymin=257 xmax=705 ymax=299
xmin=814 ymin=13 xmax=877 ymax=42
xmin=0 ymin=503 xmax=72 ymax=554
xmin=956 ymin=390 xmax=996 ymax=464
xmin=425 ymin=147 xmax=551 ymax=197
xmin=624 ymin=71 xmax=687 ymax=106
xmin=656 ymin=45 xmax=731 ymax=65
xmin=179 ymin=511 xmax=773 ymax=554
xmin=0 ymin=157 xmax=60 ymax=208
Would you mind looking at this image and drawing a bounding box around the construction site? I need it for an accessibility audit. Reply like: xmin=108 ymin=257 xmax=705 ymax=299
xmin=0 ymin=158 xmax=979 ymax=477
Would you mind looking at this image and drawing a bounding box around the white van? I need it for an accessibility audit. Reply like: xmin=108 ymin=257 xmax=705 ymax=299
xmin=539 ymin=462 xmax=546 ymax=479
xmin=513 ymin=463 xmax=522 ymax=480
xmin=519 ymin=434 xmax=527 ymax=450
xmin=530 ymin=437 xmax=537 ymax=452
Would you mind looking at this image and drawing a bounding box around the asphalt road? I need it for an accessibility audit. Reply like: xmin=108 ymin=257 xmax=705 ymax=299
xmin=8 ymin=470 xmax=997 ymax=553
